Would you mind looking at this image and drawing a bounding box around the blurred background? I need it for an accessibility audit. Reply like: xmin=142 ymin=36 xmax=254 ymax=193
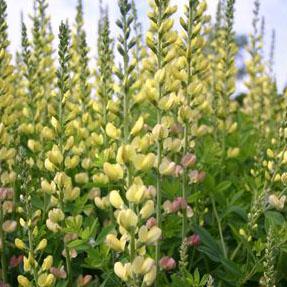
xmin=6 ymin=0 xmax=287 ymax=92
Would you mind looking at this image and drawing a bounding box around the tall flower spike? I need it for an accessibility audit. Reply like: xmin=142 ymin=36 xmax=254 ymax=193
xmin=178 ymin=0 xmax=209 ymax=239
xmin=146 ymin=0 xmax=178 ymax=281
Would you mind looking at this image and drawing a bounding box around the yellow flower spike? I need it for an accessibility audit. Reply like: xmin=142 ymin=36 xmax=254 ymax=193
xmin=42 ymin=255 xmax=53 ymax=271
xmin=227 ymin=148 xmax=240 ymax=158
xmin=140 ymin=200 xmax=155 ymax=219
xmin=114 ymin=262 xmax=131 ymax=282
xmin=143 ymin=265 xmax=156 ymax=286
xmin=138 ymin=226 xmax=161 ymax=245
xmin=106 ymin=234 xmax=126 ymax=252
xmin=126 ymin=184 xmax=146 ymax=204
xmin=15 ymin=238 xmax=26 ymax=250
xmin=17 ymin=275 xmax=31 ymax=287
xmin=106 ymin=123 xmax=121 ymax=140
xmin=117 ymin=209 xmax=138 ymax=231
xmin=130 ymin=116 xmax=144 ymax=136
xmin=35 ymin=239 xmax=47 ymax=252
xmin=103 ymin=162 xmax=124 ymax=181
xmin=109 ymin=190 xmax=124 ymax=209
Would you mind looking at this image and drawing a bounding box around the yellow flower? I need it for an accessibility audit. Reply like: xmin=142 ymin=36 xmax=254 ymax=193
xmin=15 ymin=238 xmax=26 ymax=250
xmin=143 ymin=265 xmax=156 ymax=286
xmin=132 ymin=256 xmax=154 ymax=275
xmin=106 ymin=234 xmax=126 ymax=252
xmin=109 ymin=190 xmax=124 ymax=209
xmin=227 ymin=147 xmax=240 ymax=158
xmin=18 ymin=275 xmax=31 ymax=287
xmin=114 ymin=262 xmax=131 ymax=282
xmin=140 ymin=200 xmax=155 ymax=219
xmin=117 ymin=209 xmax=138 ymax=230
xmin=37 ymin=273 xmax=55 ymax=287
xmin=132 ymin=153 xmax=156 ymax=171
xmin=35 ymin=239 xmax=47 ymax=252
xmin=116 ymin=145 xmax=136 ymax=164
xmin=42 ymin=256 xmax=53 ymax=271
xmin=131 ymin=116 xmax=144 ymax=136
xmin=106 ymin=123 xmax=121 ymax=139
xmin=138 ymin=226 xmax=161 ymax=245
xmin=103 ymin=162 xmax=124 ymax=181
xmin=126 ymin=183 xmax=146 ymax=204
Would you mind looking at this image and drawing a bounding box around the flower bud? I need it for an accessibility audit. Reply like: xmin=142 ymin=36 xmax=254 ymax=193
xmin=2 ymin=220 xmax=17 ymax=233
xmin=106 ymin=234 xmax=126 ymax=252
xmin=138 ymin=226 xmax=161 ymax=245
xmin=106 ymin=123 xmax=121 ymax=140
xmin=159 ymin=256 xmax=176 ymax=271
xmin=140 ymin=200 xmax=155 ymax=219
xmin=186 ymin=234 xmax=201 ymax=247
xmin=117 ymin=209 xmax=138 ymax=230
xmin=109 ymin=190 xmax=124 ymax=209
xmin=131 ymin=116 xmax=144 ymax=136
xmin=15 ymin=238 xmax=26 ymax=250
xmin=42 ymin=255 xmax=53 ymax=271
xmin=103 ymin=163 xmax=124 ymax=181
xmin=18 ymin=275 xmax=31 ymax=287
xmin=114 ymin=262 xmax=131 ymax=282
xmin=35 ymin=239 xmax=47 ymax=252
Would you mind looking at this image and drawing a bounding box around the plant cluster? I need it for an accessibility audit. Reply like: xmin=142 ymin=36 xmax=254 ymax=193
xmin=0 ymin=0 xmax=286 ymax=286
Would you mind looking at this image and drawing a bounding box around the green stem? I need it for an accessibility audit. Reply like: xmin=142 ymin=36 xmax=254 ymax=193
xmin=65 ymin=244 xmax=72 ymax=284
xmin=181 ymin=124 xmax=188 ymax=239
xmin=211 ymin=196 xmax=227 ymax=258
xmin=0 ymin=205 xmax=7 ymax=283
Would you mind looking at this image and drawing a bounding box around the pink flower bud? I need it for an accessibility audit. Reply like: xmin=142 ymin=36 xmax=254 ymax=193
xmin=173 ymin=165 xmax=183 ymax=177
xmin=189 ymin=170 xmax=206 ymax=183
xmin=159 ymin=256 xmax=176 ymax=271
xmin=0 ymin=188 xmax=8 ymax=202
xmin=172 ymin=197 xmax=187 ymax=212
xmin=50 ymin=266 xmax=67 ymax=279
xmin=146 ymin=217 xmax=157 ymax=229
xmin=186 ymin=234 xmax=201 ymax=247
xmin=181 ymin=154 xmax=196 ymax=168
xmin=77 ymin=275 xmax=93 ymax=287
xmin=9 ymin=255 xmax=23 ymax=268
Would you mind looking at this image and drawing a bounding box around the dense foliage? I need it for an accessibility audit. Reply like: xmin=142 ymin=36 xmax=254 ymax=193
xmin=0 ymin=0 xmax=286 ymax=286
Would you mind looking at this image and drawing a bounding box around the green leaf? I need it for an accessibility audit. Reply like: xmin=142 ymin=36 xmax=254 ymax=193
xmin=264 ymin=210 xmax=285 ymax=231
xmin=95 ymin=223 xmax=115 ymax=246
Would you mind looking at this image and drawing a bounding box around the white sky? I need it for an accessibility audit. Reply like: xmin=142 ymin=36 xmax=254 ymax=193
xmin=6 ymin=0 xmax=287 ymax=91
